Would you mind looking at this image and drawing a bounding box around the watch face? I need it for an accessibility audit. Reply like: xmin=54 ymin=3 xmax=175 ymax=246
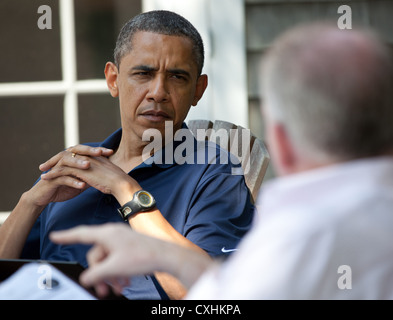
xmin=137 ymin=191 xmax=154 ymax=207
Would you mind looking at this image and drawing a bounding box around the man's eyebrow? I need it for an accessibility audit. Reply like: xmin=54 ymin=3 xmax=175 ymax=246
xmin=130 ymin=65 xmax=158 ymax=72
xmin=130 ymin=66 xmax=191 ymax=77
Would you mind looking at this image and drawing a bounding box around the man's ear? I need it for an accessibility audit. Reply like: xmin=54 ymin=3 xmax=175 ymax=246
xmin=192 ymin=74 xmax=208 ymax=106
xmin=105 ymin=62 xmax=119 ymax=98
xmin=271 ymin=123 xmax=298 ymax=175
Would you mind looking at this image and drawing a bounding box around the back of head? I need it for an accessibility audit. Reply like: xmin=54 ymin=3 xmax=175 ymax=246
xmin=261 ymin=22 xmax=393 ymax=162
xmin=114 ymin=10 xmax=205 ymax=75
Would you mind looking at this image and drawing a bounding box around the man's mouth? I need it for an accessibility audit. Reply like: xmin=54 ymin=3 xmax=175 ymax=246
xmin=140 ymin=110 xmax=171 ymax=123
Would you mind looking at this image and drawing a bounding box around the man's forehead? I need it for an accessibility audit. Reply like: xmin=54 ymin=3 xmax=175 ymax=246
xmin=131 ymin=31 xmax=193 ymax=51
xmin=122 ymin=31 xmax=198 ymax=74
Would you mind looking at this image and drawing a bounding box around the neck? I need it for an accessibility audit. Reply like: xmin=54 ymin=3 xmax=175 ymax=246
xmin=110 ymin=133 xmax=148 ymax=173
xmin=110 ymin=122 xmax=181 ymax=172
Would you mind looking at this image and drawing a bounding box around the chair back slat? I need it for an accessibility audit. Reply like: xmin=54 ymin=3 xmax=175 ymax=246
xmin=188 ymin=119 xmax=270 ymax=203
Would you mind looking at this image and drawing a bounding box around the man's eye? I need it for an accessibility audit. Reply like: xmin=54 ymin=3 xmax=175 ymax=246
xmin=131 ymin=72 xmax=152 ymax=80
xmin=171 ymin=74 xmax=186 ymax=81
xmin=135 ymin=72 xmax=150 ymax=76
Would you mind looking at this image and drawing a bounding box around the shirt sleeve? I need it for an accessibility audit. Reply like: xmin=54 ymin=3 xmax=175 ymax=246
xmin=184 ymin=168 xmax=254 ymax=258
xmin=20 ymin=215 xmax=41 ymax=259
xmin=20 ymin=177 xmax=43 ymax=260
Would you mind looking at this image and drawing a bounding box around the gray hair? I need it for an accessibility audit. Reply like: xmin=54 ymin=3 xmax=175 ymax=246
xmin=261 ymin=22 xmax=393 ymax=161
xmin=114 ymin=10 xmax=205 ymax=76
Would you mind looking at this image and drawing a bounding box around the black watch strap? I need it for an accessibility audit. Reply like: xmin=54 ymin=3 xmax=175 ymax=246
xmin=117 ymin=190 xmax=156 ymax=221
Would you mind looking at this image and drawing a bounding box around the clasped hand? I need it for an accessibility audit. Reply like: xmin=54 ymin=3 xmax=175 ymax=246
xmin=34 ymin=145 xmax=137 ymax=207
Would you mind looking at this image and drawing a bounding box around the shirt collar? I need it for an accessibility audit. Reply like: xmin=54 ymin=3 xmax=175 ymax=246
xmin=99 ymin=123 xmax=195 ymax=170
xmin=257 ymin=156 xmax=393 ymax=217
xmin=99 ymin=127 xmax=122 ymax=150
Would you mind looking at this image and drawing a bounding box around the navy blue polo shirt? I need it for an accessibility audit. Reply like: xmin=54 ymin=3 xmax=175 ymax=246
xmin=22 ymin=125 xmax=254 ymax=300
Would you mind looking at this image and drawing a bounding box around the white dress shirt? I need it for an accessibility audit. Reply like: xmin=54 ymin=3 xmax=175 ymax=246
xmin=187 ymin=157 xmax=393 ymax=299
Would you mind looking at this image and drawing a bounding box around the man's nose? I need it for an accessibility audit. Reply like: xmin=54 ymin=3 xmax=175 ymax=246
xmin=146 ymin=76 xmax=169 ymax=103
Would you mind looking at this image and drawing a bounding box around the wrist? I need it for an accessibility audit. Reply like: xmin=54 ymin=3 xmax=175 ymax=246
xmin=19 ymin=190 xmax=46 ymax=218
xmin=117 ymin=190 xmax=156 ymax=221
xmin=112 ymin=177 xmax=142 ymax=206
xmin=21 ymin=190 xmax=44 ymax=209
xmin=161 ymin=242 xmax=212 ymax=290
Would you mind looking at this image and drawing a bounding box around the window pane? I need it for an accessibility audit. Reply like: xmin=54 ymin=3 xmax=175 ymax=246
xmin=78 ymin=94 xmax=121 ymax=143
xmin=0 ymin=96 xmax=64 ymax=211
xmin=0 ymin=0 xmax=61 ymax=83
xmin=75 ymin=0 xmax=142 ymax=80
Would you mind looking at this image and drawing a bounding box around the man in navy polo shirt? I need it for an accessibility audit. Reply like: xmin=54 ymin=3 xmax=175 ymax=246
xmin=0 ymin=11 xmax=254 ymax=300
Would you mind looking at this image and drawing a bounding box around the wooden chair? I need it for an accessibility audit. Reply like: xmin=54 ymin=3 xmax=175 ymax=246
xmin=187 ymin=119 xmax=270 ymax=203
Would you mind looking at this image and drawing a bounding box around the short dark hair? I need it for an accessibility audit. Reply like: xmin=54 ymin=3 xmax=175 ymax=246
xmin=114 ymin=10 xmax=205 ymax=76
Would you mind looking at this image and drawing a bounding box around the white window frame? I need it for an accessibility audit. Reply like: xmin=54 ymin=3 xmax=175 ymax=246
xmin=0 ymin=0 xmax=108 ymax=149
xmin=0 ymin=0 xmax=109 ymax=219
xmin=0 ymin=212 xmax=9 ymax=226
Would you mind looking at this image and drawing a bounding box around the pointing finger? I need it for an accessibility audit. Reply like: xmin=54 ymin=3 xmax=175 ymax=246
xmin=49 ymin=225 xmax=104 ymax=246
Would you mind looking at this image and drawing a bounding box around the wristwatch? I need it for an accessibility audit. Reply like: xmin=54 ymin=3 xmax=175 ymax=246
xmin=117 ymin=190 xmax=156 ymax=221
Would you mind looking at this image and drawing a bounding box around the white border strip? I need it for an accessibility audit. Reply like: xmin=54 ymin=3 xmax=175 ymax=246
xmin=60 ymin=0 xmax=79 ymax=148
xmin=0 ymin=212 xmax=10 ymax=226
xmin=0 ymin=81 xmax=68 ymax=96
xmin=142 ymin=0 xmax=248 ymax=128
xmin=60 ymin=0 xmax=77 ymax=87
xmin=75 ymin=80 xmax=108 ymax=93
xmin=0 ymin=1 xmax=109 ymax=214
xmin=0 ymin=80 xmax=108 ymax=97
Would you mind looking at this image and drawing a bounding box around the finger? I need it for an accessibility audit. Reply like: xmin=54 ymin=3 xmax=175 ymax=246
xmin=79 ymin=256 xmax=121 ymax=288
xmin=50 ymin=225 xmax=105 ymax=246
xmin=39 ymin=151 xmax=67 ymax=172
xmin=39 ymin=151 xmax=89 ymax=172
xmin=110 ymin=277 xmax=129 ymax=296
xmin=49 ymin=175 xmax=87 ymax=190
xmin=68 ymin=145 xmax=114 ymax=158
xmin=39 ymin=146 xmax=113 ymax=172
xmin=41 ymin=164 xmax=88 ymax=181
xmin=86 ymin=244 xmax=107 ymax=266
xmin=103 ymin=277 xmax=128 ymax=297
xmin=92 ymin=281 xmax=111 ymax=299
xmin=40 ymin=154 xmax=91 ymax=174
